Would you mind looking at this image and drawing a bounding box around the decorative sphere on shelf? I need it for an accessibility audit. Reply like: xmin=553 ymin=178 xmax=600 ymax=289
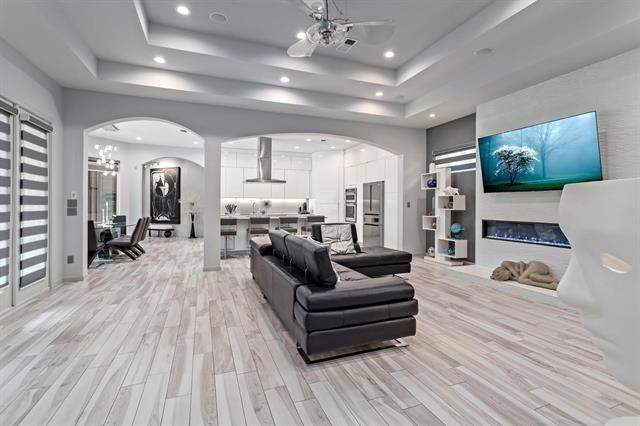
xmin=426 ymin=178 xmax=437 ymax=188
xmin=447 ymin=245 xmax=456 ymax=256
xmin=450 ymin=223 xmax=464 ymax=239
xmin=427 ymin=246 xmax=435 ymax=257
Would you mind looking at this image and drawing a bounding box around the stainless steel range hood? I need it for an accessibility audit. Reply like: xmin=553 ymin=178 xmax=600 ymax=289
xmin=244 ymin=136 xmax=286 ymax=183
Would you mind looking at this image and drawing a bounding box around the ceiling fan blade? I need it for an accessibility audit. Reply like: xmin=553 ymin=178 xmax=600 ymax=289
xmin=287 ymin=0 xmax=324 ymax=15
xmin=345 ymin=20 xmax=392 ymax=27
xmin=287 ymin=38 xmax=318 ymax=58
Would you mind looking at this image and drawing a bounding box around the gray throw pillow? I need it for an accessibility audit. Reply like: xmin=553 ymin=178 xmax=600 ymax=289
xmin=320 ymin=224 xmax=357 ymax=255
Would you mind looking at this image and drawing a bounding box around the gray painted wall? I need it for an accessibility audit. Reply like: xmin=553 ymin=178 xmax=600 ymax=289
xmin=476 ymin=48 xmax=640 ymax=277
xmin=426 ymin=114 xmax=476 ymax=262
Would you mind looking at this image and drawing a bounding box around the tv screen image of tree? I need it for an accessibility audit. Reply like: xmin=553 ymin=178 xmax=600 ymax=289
xmin=478 ymin=112 xmax=602 ymax=192
xmin=150 ymin=167 xmax=181 ymax=224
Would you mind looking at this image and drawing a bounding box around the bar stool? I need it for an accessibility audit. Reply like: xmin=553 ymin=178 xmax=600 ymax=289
xmin=220 ymin=218 xmax=237 ymax=259
xmin=247 ymin=216 xmax=270 ymax=245
xmin=301 ymin=215 xmax=325 ymax=235
xmin=277 ymin=216 xmax=299 ymax=234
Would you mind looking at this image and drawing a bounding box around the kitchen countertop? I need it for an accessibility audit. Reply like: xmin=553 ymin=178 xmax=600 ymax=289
xmin=221 ymin=214 xmax=317 ymax=219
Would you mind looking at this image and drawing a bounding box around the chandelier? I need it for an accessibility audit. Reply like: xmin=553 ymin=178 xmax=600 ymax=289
xmin=93 ymin=143 xmax=118 ymax=176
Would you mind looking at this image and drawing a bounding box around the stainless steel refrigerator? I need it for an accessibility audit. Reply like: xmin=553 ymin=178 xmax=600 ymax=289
xmin=362 ymin=181 xmax=384 ymax=247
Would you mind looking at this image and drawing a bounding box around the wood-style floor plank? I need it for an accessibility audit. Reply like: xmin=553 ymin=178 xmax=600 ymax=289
xmin=0 ymin=238 xmax=637 ymax=425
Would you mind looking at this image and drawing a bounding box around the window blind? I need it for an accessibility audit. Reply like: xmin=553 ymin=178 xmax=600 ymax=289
xmin=0 ymin=99 xmax=16 ymax=289
xmin=19 ymin=113 xmax=51 ymax=288
xmin=433 ymin=143 xmax=476 ymax=173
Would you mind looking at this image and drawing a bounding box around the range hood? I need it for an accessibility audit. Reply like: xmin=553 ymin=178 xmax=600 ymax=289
xmin=244 ymin=136 xmax=286 ymax=183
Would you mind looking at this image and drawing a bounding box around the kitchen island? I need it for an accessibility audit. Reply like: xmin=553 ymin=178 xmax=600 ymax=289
xmin=220 ymin=214 xmax=323 ymax=253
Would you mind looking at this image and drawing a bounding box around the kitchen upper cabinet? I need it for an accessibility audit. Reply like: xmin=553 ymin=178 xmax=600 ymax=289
xmin=365 ymin=158 xmax=385 ymax=182
xmin=222 ymin=167 xmax=244 ymax=198
xmin=272 ymin=154 xmax=291 ymax=169
xmin=290 ymin=156 xmax=312 ymax=171
xmin=271 ymin=169 xmax=285 ymax=198
xmin=344 ymin=166 xmax=357 ymax=187
xmin=236 ymin=151 xmax=257 ymax=168
xmin=221 ymin=151 xmax=237 ymax=167
xmin=243 ymin=168 xmax=271 ymax=198
xmin=285 ymin=170 xmax=310 ymax=199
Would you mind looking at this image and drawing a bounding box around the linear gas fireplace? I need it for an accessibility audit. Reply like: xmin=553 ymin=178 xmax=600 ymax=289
xmin=482 ymin=220 xmax=571 ymax=249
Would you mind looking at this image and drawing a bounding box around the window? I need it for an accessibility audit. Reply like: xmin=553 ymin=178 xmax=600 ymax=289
xmin=88 ymin=157 xmax=118 ymax=223
xmin=18 ymin=114 xmax=52 ymax=288
xmin=0 ymin=99 xmax=17 ymax=289
xmin=433 ymin=144 xmax=476 ymax=173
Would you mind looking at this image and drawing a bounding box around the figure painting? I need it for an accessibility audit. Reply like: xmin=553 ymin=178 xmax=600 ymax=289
xmin=150 ymin=167 xmax=180 ymax=224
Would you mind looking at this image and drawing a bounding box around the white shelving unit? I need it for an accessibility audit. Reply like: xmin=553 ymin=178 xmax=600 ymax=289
xmin=421 ymin=168 xmax=468 ymax=266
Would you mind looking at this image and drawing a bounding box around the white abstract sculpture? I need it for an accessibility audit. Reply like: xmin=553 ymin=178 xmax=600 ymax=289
xmin=558 ymin=178 xmax=640 ymax=395
xmin=442 ymin=186 xmax=459 ymax=196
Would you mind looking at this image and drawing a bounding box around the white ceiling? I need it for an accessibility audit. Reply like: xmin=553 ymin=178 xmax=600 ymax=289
xmin=89 ymin=119 xmax=204 ymax=148
xmin=225 ymin=133 xmax=362 ymax=153
xmin=1 ymin=0 xmax=638 ymax=128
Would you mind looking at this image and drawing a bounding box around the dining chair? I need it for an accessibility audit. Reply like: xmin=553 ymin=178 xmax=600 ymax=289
xmin=221 ymin=217 xmax=238 ymax=259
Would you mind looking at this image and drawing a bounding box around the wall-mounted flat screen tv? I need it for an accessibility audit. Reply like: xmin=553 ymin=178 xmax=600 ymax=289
xmin=478 ymin=111 xmax=602 ymax=192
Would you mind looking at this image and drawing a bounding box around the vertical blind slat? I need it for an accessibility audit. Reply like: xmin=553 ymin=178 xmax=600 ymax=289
xmin=0 ymin=110 xmax=10 ymax=289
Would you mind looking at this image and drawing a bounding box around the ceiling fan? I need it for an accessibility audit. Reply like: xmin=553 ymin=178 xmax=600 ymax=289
xmin=287 ymin=0 xmax=394 ymax=58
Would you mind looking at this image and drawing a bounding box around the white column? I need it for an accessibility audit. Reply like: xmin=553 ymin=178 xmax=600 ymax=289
xmin=203 ymin=138 xmax=221 ymax=271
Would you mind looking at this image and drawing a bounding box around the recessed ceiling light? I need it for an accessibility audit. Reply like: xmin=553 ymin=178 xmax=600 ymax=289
xmin=474 ymin=47 xmax=493 ymax=56
xmin=193 ymin=141 xmax=200 ymax=145
xmin=429 ymin=113 xmax=436 ymax=118
xmin=209 ymin=12 xmax=228 ymax=23
xmin=153 ymin=56 xmax=166 ymax=64
xmin=305 ymin=138 xmax=311 ymax=142
xmin=384 ymin=50 xmax=395 ymax=59
xmin=360 ymin=148 xmax=366 ymax=152
xmin=280 ymin=76 xmax=290 ymax=83
xmin=330 ymin=146 xmax=336 ymax=150
xmin=345 ymin=139 xmax=351 ymax=142
xmin=295 ymin=146 xmax=300 ymax=150
xmin=228 ymin=141 xmax=234 ymax=144
xmin=135 ymin=136 xmax=142 ymax=141
xmin=296 ymin=31 xmax=306 ymax=40
xmin=375 ymin=91 xmax=384 ymax=97
xmin=175 ymin=5 xmax=190 ymax=16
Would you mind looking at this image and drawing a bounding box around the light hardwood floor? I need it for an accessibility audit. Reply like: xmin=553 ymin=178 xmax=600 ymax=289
xmin=1 ymin=238 xmax=638 ymax=425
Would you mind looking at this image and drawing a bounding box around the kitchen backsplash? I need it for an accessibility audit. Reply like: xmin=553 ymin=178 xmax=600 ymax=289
xmin=221 ymin=199 xmax=308 ymax=215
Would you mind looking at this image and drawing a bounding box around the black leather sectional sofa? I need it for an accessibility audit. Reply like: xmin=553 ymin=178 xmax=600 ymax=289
xmin=250 ymin=227 xmax=417 ymax=360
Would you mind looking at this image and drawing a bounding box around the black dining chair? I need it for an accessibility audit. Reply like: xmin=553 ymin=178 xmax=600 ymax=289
xmin=301 ymin=215 xmax=325 ymax=235
xmin=134 ymin=217 xmax=150 ymax=254
xmin=87 ymin=220 xmax=103 ymax=267
xmin=113 ymin=215 xmax=127 ymax=236
xmin=106 ymin=218 xmax=145 ymax=260
xmin=221 ymin=217 xmax=238 ymax=259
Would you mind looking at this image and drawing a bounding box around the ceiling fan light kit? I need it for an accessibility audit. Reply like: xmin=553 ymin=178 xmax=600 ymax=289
xmin=287 ymin=0 xmax=394 ymax=58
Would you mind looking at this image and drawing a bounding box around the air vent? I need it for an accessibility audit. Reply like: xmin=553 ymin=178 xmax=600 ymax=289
xmin=336 ymin=38 xmax=358 ymax=53
xmin=102 ymin=124 xmax=120 ymax=132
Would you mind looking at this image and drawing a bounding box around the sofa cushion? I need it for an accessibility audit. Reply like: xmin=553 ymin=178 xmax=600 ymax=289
xmin=331 ymin=247 xmax=412 ymax=269
xmin=332 ymin=262 xmax=368 ymax=281
xmin=269 ymin=230 xmax=290 ymax=260
xmin=249 ymin=236 xmax=273 ymax=256
xmin=284 ymin=235 xmax=337 ymax=286
xmin=295 ymin=276 xmax=414 ymax=311
xmin=320 ymin=224 xmax=356 ymax=255
xmin=294 ymin=299 xmax=418 ymax=332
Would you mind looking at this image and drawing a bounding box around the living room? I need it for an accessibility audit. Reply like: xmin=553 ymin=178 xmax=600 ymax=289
xmin=1 ymin=0 xmax=639 ymax=424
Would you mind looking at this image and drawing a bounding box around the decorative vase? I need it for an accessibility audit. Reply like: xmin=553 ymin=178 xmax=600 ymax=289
xmin=431 ymin=221 xmax=437 ymax=229
xmin=447 ymin=245 xmax=455 ymax=256
xmin=189 ymin=213 xmax=196 ymax=238
xmin=426 ymin=178 xmax=437 ymax=188
xmin=427 ymin=246 xmax=435 ymax=257
xmin=447 ymin=201 xmax=454 ymax=209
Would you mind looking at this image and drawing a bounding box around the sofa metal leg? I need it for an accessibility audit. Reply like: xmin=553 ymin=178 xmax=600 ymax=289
xmin=296 ymin=339 xmax=408 ymax=364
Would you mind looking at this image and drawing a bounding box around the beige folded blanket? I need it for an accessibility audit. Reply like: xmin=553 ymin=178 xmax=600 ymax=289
xmin=490 ymin=260 xmax=558 ymax=290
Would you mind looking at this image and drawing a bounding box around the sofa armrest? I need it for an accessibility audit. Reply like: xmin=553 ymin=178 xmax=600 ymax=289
xmin=270 ymin=264 xmax=307 ymax=334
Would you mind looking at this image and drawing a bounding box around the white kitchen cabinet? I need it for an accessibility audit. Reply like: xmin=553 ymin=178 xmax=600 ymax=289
xmin=221 ymin=151 xmax=236 ymax=167
xmin=355 ymin=164 xmax=366 ymax=185
xmin=243 ymin=168 xmax=271 ymax=198
xmin=271 ymin=169 xmax=285 ymax=198
xmin=290 ymin=156 xmax=312 ymax=171
xmin=344 ymin=166 xmax=357 ymax=187
xmin=272 ymin=154 xmax=291 ymax=169
xmin=365 ymin=158 xmax=385 ymax=182
xmin=285 ymin=170 xmax=310 ymax=199
xmin=236 ymin=151 xmax=257 ymax=168
xmin=222 ymin=167 xmax=244 ymax=198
